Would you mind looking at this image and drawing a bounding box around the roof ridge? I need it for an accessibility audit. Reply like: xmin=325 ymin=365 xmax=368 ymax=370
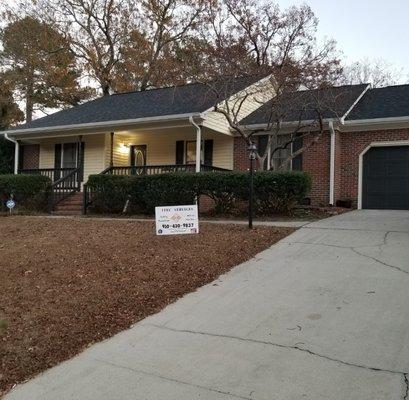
xmin=370 ymin=83 xmax=409 ymax=90
xmin=110 ymin=75 xmax=264 ymax=97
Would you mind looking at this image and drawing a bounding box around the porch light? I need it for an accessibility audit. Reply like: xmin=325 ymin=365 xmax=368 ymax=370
xmin=119 ymin=142 xmax=129 ymax=154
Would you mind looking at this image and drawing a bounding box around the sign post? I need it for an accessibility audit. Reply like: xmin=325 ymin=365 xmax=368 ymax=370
xmin=155 ymin=205 xmax=199 ymax=235
xmin=6 ymin=198 xmax=16 ymax=214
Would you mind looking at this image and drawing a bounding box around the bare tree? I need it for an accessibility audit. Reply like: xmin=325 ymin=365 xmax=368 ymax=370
xmin=203 ymin=76 xmax=347 ymax=171
xmin=18 ymin=0 xmax=137 ymax=96
xmin=189 ymin=1 xmax=342 ymax=170
xmin=340 ymin=58 xmax=403 ymax=88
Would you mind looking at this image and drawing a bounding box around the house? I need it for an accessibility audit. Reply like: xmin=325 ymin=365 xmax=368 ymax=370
xmin=3 ymin=76 xmax=409 ymax=212
xmin=241 ymin=83 xmax=409 ymax=210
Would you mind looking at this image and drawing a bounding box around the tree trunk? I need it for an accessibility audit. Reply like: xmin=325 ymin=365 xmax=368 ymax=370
xmin=25 ymin=76 xmax=34 ymax=123
xmin=101 ymin=82 xmax=111 ymax=96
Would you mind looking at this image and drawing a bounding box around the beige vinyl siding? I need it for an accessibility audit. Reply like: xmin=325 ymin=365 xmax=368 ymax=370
xmin=39 ymin=134 xmax=106 ymax=181
xmin=105 ymin=127 xmax=233 ymax=170
xmin=203 ymin=78 xmax=274 ymax=133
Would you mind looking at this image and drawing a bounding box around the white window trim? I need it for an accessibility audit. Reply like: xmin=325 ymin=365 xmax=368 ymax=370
xmin=357 ymin=140 xmax=409 ymax=209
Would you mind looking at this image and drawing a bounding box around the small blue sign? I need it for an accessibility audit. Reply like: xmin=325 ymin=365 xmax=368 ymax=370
xmin=6 ymin=199 xmax=16 ymax=210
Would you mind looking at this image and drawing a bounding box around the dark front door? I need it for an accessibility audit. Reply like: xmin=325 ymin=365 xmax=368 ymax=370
xmin=362 ymin=146 xmax=409 ymax=210
xmin=130 ymin=145 xmax=147 ymax=174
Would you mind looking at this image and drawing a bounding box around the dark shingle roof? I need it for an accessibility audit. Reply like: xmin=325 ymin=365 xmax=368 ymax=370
xmin=346 ymin=84 xmax=409 ymax=120
xmin=241 ymin=84 xmax=369 ymax=125
xmin=11 ymin=76 xmax=262 ymax=131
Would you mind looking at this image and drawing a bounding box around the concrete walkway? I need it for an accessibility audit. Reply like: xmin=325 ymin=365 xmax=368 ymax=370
xmin=6 ymin=210 xmax=409 ymax=399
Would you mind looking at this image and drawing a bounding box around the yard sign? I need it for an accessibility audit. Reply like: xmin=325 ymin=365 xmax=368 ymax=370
xmin=155 ymin=205 xmax=199 ymax=235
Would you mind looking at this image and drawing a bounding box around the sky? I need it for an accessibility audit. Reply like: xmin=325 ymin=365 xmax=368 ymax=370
xmin=2 ymin=0 xmax=408 ymax=81
xmin=279 ymin=0 xmax=409 ymax=81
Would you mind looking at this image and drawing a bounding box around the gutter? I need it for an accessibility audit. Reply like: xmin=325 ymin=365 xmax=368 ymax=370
xmin=4 ymin=133 xmax=19 ymax=174
xmin=4 ymin=112 xmax=204 ymax=137
xmin=329 ymin=120 xmax=336 ymax=206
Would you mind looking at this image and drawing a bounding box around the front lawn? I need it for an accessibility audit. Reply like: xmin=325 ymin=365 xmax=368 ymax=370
xmin=0 ymin=216 xmax=293 ymax=395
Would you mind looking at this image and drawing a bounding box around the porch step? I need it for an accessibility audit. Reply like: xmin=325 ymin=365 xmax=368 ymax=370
xmin=53 ymin=192 xmax=84 ymax=215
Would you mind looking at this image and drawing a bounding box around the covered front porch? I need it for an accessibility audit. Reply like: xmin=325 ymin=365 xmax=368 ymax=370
xmin=16 ymin=123 xmax=233 ymax=211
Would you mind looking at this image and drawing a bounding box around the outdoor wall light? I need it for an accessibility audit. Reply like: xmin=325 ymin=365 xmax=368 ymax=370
xmin=119 ymin=142 xmax=130 ymax=154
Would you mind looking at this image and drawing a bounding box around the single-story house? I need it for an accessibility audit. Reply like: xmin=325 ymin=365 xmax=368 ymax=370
xmin=3 ymin=76 xmax=409 ymax=211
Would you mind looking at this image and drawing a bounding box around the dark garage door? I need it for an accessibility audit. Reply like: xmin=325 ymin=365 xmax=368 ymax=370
xmin=362 ymin=146 xmax=409 ymax=210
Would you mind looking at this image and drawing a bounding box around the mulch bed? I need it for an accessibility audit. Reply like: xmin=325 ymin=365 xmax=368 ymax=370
xmin=0 ymin=216 xmax=293 ymax=395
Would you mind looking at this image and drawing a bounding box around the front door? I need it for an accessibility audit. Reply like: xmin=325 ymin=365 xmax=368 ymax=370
xmin=130 ymin=145 xmax=147 ymax=174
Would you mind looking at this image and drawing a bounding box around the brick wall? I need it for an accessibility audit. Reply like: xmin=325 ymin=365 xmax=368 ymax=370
xmin=233 ymin=137 xmax=249 ymax=171
xmin=232 ymin=128 xmax=409 ymax=207
xmin=301 ymin=132 xmax=331 ymax=206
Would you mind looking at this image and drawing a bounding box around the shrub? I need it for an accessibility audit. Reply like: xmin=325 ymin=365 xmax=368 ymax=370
xmin=196 ymin=172 xmax=247 ymax=215
xmin=0 ymin=174 xmax=51 ymax=212
xmin=86 ymin=170 xmax=311 ymax=216
xmin=87 ymin=174 xmax=132 ymax=213
xmin=130 ymin=173 xmax=198 ymax=214
xmin=253 ymin=171 xmax=312 ymax=214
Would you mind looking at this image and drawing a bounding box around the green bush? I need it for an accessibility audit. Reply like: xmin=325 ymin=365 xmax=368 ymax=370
xmin=130 ymin=173 xmax=198 ymax=214
xmin=0 ymin=174 xmax=51 ymax=212
xmin=86 ymin=174 xmax=132 ymax=213
xmin=253 ymin=171 xmax=312 ymax=214
xmin=87 ymin=170 xmax=311 ymax=216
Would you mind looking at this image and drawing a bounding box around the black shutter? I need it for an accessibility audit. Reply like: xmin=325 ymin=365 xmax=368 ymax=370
xmin=78 ymin=142 xmax=85 ymax=182
xmin=292 ymin=134 xmax=303 ymax=171
xmin=54 ymin=144 xmax=62 ymax=181
xmin=258 ymin=135 xmax=269 ymax=170
xmin=176 ymin=141 xmax=184 ymax=164
xmin=204 ymin=139 xmax=213 ymax=166
xmin=18 ymin=145 xmax=25 ymax=171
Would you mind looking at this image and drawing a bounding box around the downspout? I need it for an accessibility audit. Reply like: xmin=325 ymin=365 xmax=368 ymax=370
xmin=4 ymin=133 xmax=19 ymax=174
xmin=189 ymin=116 xmax=202 ymax=173
xmin=329 ymin=120 xmax=336 ymax=206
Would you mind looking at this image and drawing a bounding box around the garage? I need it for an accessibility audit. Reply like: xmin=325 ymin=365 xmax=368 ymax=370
xmin=362 ymin=145 xmax=409 ymax=210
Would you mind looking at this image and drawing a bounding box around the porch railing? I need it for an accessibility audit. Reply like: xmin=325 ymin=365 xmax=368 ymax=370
xmin=49 ymin=168 xmax=81 ymax=210
xmin=101 ymin=164 xmax=230 ymax=176
xmin=19 ymin=168 xmax=77 ymax=182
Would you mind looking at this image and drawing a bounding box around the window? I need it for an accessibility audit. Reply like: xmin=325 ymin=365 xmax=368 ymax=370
xmin=185 ymin=141 xmax=204 ymax=165
xmin=62 ymin=143 xmax=77 ymax=169
xmin=270 ymin=134 xmax=292 ymax=170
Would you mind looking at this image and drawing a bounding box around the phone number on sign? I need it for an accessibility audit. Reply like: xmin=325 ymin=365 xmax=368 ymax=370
xmin=162 ymin=223 xmax=195 ymax=229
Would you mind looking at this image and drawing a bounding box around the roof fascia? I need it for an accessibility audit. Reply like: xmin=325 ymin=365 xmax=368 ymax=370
xmin=3 ymin=113 xmax=204 ymax=137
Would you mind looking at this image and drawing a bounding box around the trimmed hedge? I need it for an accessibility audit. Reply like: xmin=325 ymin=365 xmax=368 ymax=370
xmin=0 ymin=174 xmax=51 ymax=212
xmin=87 ymin=171 xmax=312 ymax=216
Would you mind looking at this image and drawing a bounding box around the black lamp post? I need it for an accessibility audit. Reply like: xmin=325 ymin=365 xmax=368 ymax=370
xmin=248 ymin=141 xmax=257 ymax=229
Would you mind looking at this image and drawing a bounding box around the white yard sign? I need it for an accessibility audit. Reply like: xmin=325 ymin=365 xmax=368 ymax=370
xmin=155 ymin=205 xmax=199 ymax=236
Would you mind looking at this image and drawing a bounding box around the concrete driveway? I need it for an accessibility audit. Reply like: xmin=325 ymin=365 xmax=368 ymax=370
xmin=6 ymin=210 xmax=409 ymax=400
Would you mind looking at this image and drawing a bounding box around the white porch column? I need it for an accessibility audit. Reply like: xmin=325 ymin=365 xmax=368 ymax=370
xmin=189 ymin=116 xmax=202 ymax=173
xmin=14 ymin=141 xmax=19 ymax=174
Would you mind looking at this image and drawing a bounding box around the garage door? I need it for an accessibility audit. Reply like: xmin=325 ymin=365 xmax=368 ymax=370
xmin=362 ymin=146 xmax=409 ymax=210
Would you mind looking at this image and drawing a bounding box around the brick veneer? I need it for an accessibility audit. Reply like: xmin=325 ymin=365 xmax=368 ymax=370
xmin=233 ymin=137 xmax=249 ymax=171
xmin=232 ymin=129 xmax=409 ymax=207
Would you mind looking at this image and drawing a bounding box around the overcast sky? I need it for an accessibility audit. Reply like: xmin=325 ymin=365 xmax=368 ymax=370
xmin=279 ymin=0 xmax=409 ymax=80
